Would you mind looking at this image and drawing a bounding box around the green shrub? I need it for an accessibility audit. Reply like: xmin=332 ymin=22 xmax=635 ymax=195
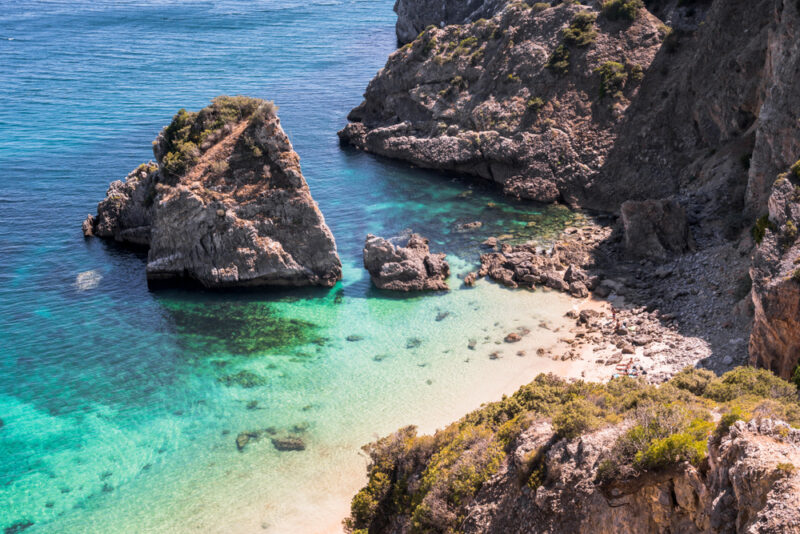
xmin=595 ymin=61 xmax=628 ymax=99
xmin=792 ymin=159 xmax=800 ymax=180
xmin=546 ymin=44 xmax=571 ymax=74
xmin=159 ymin=96 xmax=270 ymax=180
xmin=752 ymin=215 xmax=776 ymax=244
xmin=532 ymin=2 xmax=550 ymax=11
xmin=714 ymin=406 xmax=747 ymax=440
xmin=776 ymin=462 xmax=796 ymax=476
xmin=552 ymin=398 xmax=602 ymax=439
xmin=633 ymin=419 xmax=712 ymax=469
xmin=792 ymin=365 xmax=800 ymax=389
xmin=670 ymin=367 xmax=715 ymax=396
xmin=601 ymin=0 xmax=644 ymax=21
xmin=704 ymin=367 xmax=798 ymax=403
xmin=527 ymin=97 xmax=545 ymax=114
xmin=562 ymin=11 xmax=598 ymax=47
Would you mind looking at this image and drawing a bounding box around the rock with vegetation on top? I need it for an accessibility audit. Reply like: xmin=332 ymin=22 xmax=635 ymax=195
xmin=750 ymin=164 xmax=800 ymax=379
xmin=340 ymin=2 xmax=665 ymax=207
xmin=344 ymin=367 xmax=800 ymax=534
xmin=83 ymin=96 xmax=342 ymax=288
xmin=363 ymin=232 xmax=449 ymax=291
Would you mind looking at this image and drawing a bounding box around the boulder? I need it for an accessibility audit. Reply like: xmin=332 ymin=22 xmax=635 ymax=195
xmin=83 ymin=96 xmax=342 ymax=288
xmin=620 ymin=199 xmax=693 ymax=261
xmin=363 ymin=232 xmax=449 ymax=291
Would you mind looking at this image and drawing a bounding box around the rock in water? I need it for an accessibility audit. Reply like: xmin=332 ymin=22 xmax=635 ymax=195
xmin=83 ymin=96 xmax=342 ymax=288
xmin=620 ymin=199 xmax=693 ymax=261
xmin=363 ymin=233 xmax=449 ymax=291
xmin=750 ymin=167 xmax=800 ymax=379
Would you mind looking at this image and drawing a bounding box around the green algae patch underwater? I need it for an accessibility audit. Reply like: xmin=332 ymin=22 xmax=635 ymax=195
xmin=162 ymin=300 xmax=319 ymax=357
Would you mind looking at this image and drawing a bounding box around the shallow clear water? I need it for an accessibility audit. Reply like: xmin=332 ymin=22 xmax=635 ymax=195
xmin=0 ymin=2 xmax=583 ymax=532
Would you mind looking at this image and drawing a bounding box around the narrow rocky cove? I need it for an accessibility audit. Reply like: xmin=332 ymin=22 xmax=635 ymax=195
xmin=4 ymin=0 xmax=800 ymax=532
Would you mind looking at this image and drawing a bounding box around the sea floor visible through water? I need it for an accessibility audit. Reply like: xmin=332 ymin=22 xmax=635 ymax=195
xmin=1 ymin=1 xmax=589 ymax=532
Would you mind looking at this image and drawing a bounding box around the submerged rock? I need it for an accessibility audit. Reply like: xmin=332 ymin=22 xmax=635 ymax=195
xmin=363 ymin=233 xmax=449 ymax=291
xmin=83 ymin=96 xmax=342 ymax=289
xmin=271 ymin=436 xmax=306 ymax=451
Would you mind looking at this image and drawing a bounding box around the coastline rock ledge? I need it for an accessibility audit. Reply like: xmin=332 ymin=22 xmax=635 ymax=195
xmin=83 ymin=96 xmax=342 ymax=288
xmin=363 ymin=233 xmax=449 ymax=291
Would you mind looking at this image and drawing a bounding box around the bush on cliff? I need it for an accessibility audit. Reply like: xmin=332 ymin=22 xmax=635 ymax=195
xmin=596 ymin=61 xmax=628 ymax=98
xmin=601 ymin=0 xmax=644 ymax=21
xmin=344 ymin=367 xmax=800 ymax=533
xmin=562 ymin=11 xmax=598 ymax=47
xmin=159 ymin=96 xmax=274 ymax=180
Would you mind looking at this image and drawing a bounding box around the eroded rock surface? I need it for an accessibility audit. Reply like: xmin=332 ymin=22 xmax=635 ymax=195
xmin=750 ymin=167 xmax=800 ymax=379
xmin=363 ymin=232 xmax=449 ymax=291
xmin=394 ymin=0 xmax=506 ymax=45
xmin=621 ymin=199 xmax=693 ymax=261
xmin=84 ymin=96 xmax=342 ymax=288
xmin=340 ymin=2 xmax=666 ymax=206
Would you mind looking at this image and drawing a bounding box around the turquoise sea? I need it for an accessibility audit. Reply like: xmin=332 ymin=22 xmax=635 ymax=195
xmin=0 ymin=2 xmax=583 ymax=532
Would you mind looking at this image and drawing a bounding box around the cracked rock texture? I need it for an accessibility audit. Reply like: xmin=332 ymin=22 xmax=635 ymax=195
xmin=394 ymin=0 xmax=506 ymax=45
xmin=363 ymin=232 xmax=449 ymax=291
xmin=340 ymin=1 xmax=665 ymax=207
xmin=83 ymin=96 xmax=342 ymax=288
xmin=750 ymin=169 xmax=800 ymax=379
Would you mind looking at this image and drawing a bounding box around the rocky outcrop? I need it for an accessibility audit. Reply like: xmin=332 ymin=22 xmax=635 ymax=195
xmin=363 ymin=232 xmax=449 ymax=291
xmin=620 ymin=199 xmax=693 ymax=261
xmin=83 ymin=96 xmax=342 ymax=288
xmin=340 ymin=2 xmax=666 ymax=206
xmin=348 ymin=414 xmax=800 ymax=534
xmin=346 ymin=0 xmax=800 ymax=217
xmin=455 ymin=418 xmax=800 ymax=534
xmin=750 ymin=166 xmax=800 ymax=378
xmin=472 ymin=232 xmax=606 ymax=297
xmin=394 ymin=0 xmax=506 ymax=45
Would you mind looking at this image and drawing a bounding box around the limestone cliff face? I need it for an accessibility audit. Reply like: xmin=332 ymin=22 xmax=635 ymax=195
xmin=394 ymin=0 xmax=506 ymax=45
xmin=601 ymin=0 xmax=800 ymax=216
xmin=340 ymin=2 xmax=667 ymax=206
xmin=750 ymin=169 xmax=800 ymax=378
xmin=84 ymin=96 xmax=342 ymax=288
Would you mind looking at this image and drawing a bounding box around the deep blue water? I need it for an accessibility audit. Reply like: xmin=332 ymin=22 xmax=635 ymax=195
xmin=0 ymin=2 xmax=579 ymax=532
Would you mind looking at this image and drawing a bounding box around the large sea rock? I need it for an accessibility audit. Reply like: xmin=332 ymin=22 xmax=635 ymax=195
xmin=83 ymin=96 xmax=342 ymax=288
xmin=363 ymin=232 xmax=449 ymax=291
xmin=340 ymin=2 xmax=666 ymax=207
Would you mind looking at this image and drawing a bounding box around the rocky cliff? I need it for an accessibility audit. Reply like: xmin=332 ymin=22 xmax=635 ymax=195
xmin=394 ymin=0 xmax=507 ymax=45
xmin=344 ymin=0 xmax=800 ymax=214
xmin=341 ymin=1 xmax=666 ymax=206
xmin=84 ymin=96 xmax=342 ymax=288
xmin=750 ymin=162 xmax=800 ymax=379
xmin=345 ymin=368 xmax=800 ymax=534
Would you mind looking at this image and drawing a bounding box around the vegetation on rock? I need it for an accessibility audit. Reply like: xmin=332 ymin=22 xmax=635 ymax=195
xmin=158 ymin=96 xmax=275 ymax=180
xmin=601 ymin=0 xmax=644 ymax=21
xmin=345 ymin=367 xmax=800 ymax=533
